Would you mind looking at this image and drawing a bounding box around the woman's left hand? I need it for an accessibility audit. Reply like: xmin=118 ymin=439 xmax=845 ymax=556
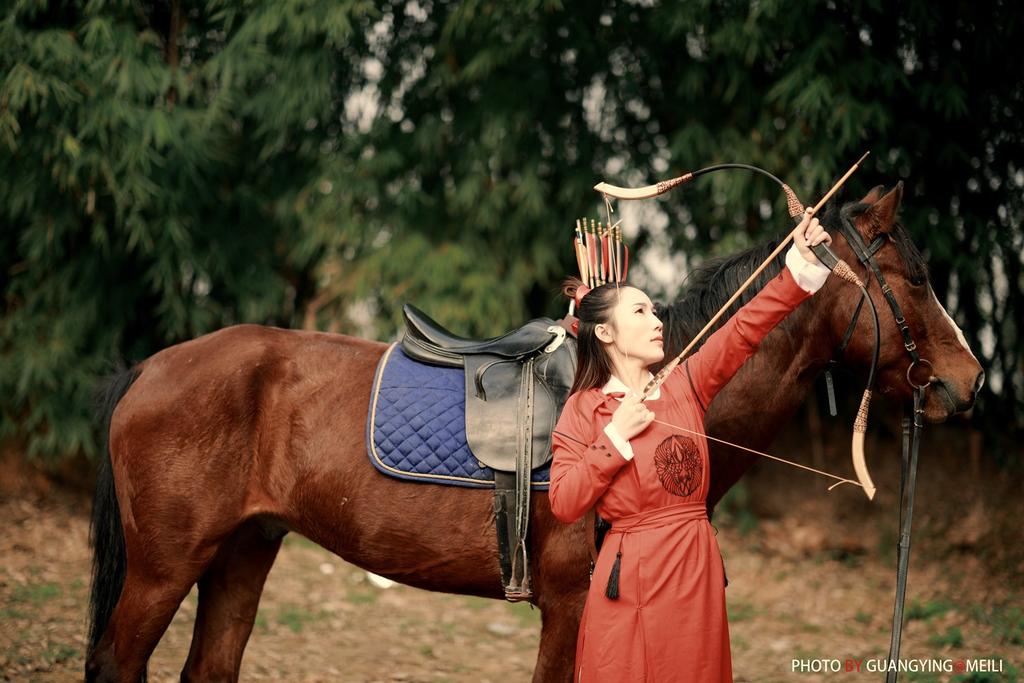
xmin=791 ymin=207 xmax=832 ymax=265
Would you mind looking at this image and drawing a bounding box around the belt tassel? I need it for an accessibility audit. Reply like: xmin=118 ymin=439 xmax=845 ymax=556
xmin=605 ymin=549 xmax=622 ymax=600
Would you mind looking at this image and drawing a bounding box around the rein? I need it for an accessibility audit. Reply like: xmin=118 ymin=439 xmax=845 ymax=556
xmin=822 ymin=206 xmax=932 ymax=682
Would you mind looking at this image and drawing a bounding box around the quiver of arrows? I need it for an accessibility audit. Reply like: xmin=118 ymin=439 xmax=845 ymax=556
xmin=573 ymin=218 xmax=629 ymax=288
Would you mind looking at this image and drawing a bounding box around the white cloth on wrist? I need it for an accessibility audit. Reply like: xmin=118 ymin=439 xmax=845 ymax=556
xmin=603 ymin=421 xmax=635 ymax=461
xmin=599 ymin=372 xmax=658 ymax=462
xmin=785 ymin=243 xmax=832 ymax=293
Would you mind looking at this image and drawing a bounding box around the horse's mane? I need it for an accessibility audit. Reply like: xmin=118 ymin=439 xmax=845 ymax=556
xmin=656 ymin=238 xmax=786 ymax=353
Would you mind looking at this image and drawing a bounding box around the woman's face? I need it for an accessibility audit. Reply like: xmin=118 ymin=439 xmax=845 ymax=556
xmin=595 ymin=287 xmax=665 ymax=366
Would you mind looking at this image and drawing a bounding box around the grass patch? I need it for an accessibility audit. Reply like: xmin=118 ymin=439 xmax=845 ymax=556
xmin=253 ymin=612 xmax=269 ymax=633
xmin=419 ymin=644 xmax=435 ymax=658
xmin=778 ymin=612 xmax=822 ymax=634
xmin=855 ymin=610 xmax=872 ymax=625
xmin=276 ymin=605 xmax=328 ymax=634
xmin=727 ymin=601 xmax=758 ymax=622
xmin=716 ymin=482 xmax=758 ymax=536
xmin=398 ymin=617 xmax=423 ymax=635
xmin=991 ymin=606 xmax=1024 ymax=646
xmin=969 ymin=603 xmax=1023 ymax=646
xmin=506 ymin=601 xmax=541 ymax=628
xmin=874 ymin=524 xmax=898 ymax=564
xmin=463 ymin=596 xmax=491 ymax=611
xmin=41 ymin=643 xmax=79 ymax=666
xmin=907 ymin=597 xmax=955 ymax=621
xmin=347 ymin=589 xmax=378 ymax=605
xmin=10 ymin=582 xmax=60 ymax=606
xmin=0 ymin=607 xmax=29 ymax=620
xmin=927 ymin=626 xmax=964 ymax=648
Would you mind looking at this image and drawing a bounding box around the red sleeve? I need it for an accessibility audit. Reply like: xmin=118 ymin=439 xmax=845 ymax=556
xmin=676 ymin=265 xmax=811 ymax=412
xmin=548 ymin=393 xmax=631 ymax=524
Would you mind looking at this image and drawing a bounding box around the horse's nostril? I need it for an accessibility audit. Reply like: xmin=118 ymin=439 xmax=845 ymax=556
xmin=974 ymin=370 xmax=986 ymax=394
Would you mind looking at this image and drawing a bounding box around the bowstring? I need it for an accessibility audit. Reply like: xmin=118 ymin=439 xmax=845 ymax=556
xmin=650 ymin=418 xmax=862 ymax=491
xmin=597 ymin=194 xmax=862 ymax=494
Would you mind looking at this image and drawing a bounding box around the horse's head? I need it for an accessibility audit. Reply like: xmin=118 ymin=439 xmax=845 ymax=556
xmin=820 ymin=182 xmax=985 ymax=423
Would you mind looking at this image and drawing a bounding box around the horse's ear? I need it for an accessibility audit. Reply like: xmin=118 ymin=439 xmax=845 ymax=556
xmin=861 ymin=181 xmax=903 ymax=241
xmin=858 ymin=185 xmax=886 ymax=206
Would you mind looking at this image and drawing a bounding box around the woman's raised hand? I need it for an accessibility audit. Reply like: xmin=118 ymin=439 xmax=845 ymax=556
xmin=792 ymin=207 xmax=832 ymax=265
xmin=612 ymin=391 xmax=656 ymax=441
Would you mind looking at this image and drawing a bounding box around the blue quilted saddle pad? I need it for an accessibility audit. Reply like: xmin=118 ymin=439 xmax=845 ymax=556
xmin=366 ymin=342 xmax=551 ymax=489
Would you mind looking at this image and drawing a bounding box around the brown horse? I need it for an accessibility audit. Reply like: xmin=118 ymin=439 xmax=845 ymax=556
xmin=86 ymin=185 xmax=983 ymax=682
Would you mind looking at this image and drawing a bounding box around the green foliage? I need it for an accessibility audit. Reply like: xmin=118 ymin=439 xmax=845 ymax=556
xmin=275 ymin=604 xmax=329 ymax=633
xmin=2 ymin=0 xmax=1022 ymax=462
xmin=1 ymin=0 xmax=372 ymax=460
xmin=969 ymin=602 xmax=1024 ymax=646
xmin=927 ymin=625 xmax=964 ymax=648
xmin=9 ymin=581 xmax=60 ymax=606
xmin=907 ymin=597 xmax=956 ymax=621
xmin=726 ymin=600 xmax=758 ymax=622
xmin=715 ymin=480 xmax=758 ymax=535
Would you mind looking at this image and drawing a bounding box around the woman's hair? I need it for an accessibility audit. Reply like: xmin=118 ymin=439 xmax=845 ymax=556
xmin=561 ymin=276 xmax=635 ymax=396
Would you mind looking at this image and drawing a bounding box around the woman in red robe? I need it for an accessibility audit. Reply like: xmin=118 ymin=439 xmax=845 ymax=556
xmin=549 ymin=209 xmax=832 ymax=682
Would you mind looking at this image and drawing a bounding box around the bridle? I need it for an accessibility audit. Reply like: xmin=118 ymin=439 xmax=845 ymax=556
xmin=813 ymin=205 xmax=931 ymax=683
xmin=821 ymin=204 xmax=933 ymax=399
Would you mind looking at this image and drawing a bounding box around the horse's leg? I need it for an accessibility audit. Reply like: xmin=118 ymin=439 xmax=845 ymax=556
xmin=180 ymin=521 xmax=284 ymax=682
xmin=534 ymin=594 xmax=586 ymax=682
xmin=530 ymin=510 xmax=591 ymax=682
xmin=87 ymin=550 xmax=215 ymax=683
xmin=87 ymin=368 xmax=227 ymax=683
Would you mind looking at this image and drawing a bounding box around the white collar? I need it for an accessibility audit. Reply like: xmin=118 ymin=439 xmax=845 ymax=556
xmin=601 ymin=371 xmax=661 ymax=401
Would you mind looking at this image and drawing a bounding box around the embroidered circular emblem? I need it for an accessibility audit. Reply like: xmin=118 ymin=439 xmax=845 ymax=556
xmin=654 ymin=435 xmax=702 ymax=497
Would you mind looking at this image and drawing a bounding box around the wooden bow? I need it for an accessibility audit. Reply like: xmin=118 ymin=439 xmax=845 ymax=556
xmin=594 ymin=153 xmax=877 ymax=499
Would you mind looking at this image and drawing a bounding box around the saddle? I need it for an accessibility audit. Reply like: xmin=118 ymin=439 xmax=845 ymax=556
xmin=401 ymin=304 xmax=576 ymax=600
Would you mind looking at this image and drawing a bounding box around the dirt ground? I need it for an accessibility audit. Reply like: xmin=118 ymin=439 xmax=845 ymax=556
xmin=1 ymin=426 xmax=1022 ymax=682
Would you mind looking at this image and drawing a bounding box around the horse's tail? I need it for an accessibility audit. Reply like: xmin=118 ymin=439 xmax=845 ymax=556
xmin=87 ymin=363 xmax=141 ymax=657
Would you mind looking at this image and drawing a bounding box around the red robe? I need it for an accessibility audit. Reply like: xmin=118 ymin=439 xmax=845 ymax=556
xmin=549 ymin=266 xmax=813 ymax=682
